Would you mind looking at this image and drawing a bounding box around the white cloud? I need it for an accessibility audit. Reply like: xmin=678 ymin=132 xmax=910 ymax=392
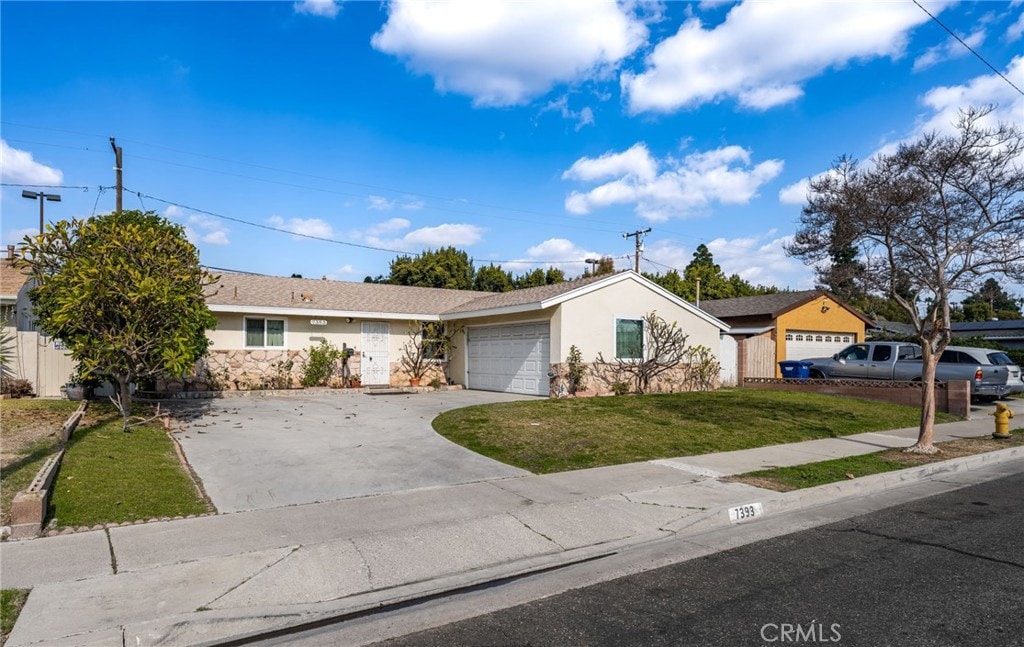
xmin=3 ymin=227 xmax=36 ymax=245
xmin=294 ymin=0 xmax=340 ymax=18
xmin=267 ymin=215 xmax=335 ymax=239
xmin=367 ymin=195 xmax=395 ymax=211
xmin=706 ymin=232 xmax=809 ymax=288
xmin=563 ymin=143 xmax=783 ymax=221
xmin=0 ymin=140 xmax=63 ymax=185
xmin=402 ymin=223 xmax=483 ymax=247
xmin=540 ymin=96 xmax=596 ymax=131
xmin=365 ymin=222 xmax=484 ymax=250
xmin=402 ymin=199 xmax=425 ymax=210
xmin=164 ymin=206 xmax=231 ymax=246
xmin=371 ymin=0 xmax=647 ymax=107
xmin=1008 ymin=11 xmax=1024 ymax=41
xmin=623 ymin=1 xmax=948 ymax=113
xmin=913 ymin=30 xmax=986 ymax=72
xmin=915 ymin=55 xmax=1024 ymax=137
xmin=327 ymin=264 xmax=360 ymax=280
xmin=778 ymin=177 xmax=811 ymax=206
xmin=501 ymin=237 xmax=607 ymax=274
xmin=367 ymin=217 xmax=411 ymax=236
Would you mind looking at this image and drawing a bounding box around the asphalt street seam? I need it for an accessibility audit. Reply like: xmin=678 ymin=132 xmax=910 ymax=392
xmin=843 ymin=528 xmax=1024 ymax=570
xmin=202 ymin=546 xmax=302 ymax=610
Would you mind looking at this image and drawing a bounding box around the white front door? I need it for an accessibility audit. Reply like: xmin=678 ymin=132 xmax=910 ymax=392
xmin=361 ymin=322 xmax=390 ymax=385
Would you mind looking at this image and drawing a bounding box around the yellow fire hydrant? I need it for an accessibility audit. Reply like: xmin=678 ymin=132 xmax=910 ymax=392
xmin=991 ymin=402 xmax=1014 ymax=439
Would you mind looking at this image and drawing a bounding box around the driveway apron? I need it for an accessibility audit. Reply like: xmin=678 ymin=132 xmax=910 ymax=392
xmin=172 ymin=391 xmax=533 ymax=512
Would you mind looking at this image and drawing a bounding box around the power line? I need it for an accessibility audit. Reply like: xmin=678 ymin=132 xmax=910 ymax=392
xmin=126 ymin=188 xmax=612 ymax=265
xmin=912 ymin=0 xmax=1023 ymax=96
xmin=3 ymin=121 xmax=706 ymax=242
xmin=2 ymin=183 xmax=91 ymax=191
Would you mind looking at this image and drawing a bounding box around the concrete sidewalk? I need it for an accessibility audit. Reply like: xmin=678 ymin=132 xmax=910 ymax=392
xmin=2 ymin=398 xmax=1022 ymax=647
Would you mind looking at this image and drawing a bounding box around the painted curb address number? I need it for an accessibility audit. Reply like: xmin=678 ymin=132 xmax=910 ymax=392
xmin=728 ymin=502 xmax=764 ymax=523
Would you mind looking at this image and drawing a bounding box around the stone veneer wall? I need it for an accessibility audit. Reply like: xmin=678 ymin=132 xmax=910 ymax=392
xmin=548 ymin=362 xmax=720 ymax=398
xmin=159 ymin=349 xmax=364 ymax=392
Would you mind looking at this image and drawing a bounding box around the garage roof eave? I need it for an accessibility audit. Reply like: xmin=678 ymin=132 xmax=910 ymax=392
xmin=722 ymin=326 xmax=773 ymax=335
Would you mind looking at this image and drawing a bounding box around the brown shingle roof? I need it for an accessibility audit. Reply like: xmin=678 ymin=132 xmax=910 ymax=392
xmin=441 ymin=273 xmax=612 ymax=314
xmin=700 ymin=291 xmax=822 ymax=319
xmin=701 ymin=290 xmax=873 ymax=325
xmin=205 ymin=272 xmax=493 ymax=316
xmin=0 ymin=260 xmax=29 ymax=298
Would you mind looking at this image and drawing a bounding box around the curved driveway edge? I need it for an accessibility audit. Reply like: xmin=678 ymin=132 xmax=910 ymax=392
xmin=171 ymin=391 xmax=534 ymax=513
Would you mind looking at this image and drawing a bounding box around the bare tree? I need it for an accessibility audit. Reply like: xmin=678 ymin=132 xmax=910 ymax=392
xmin=596 ymin=311 xmax=691 ymax=394
xmin=788 ymin=107 xmax=1024 ymax=453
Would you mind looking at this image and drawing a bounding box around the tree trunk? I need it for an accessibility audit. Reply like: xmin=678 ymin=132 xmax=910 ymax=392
xmin=115 ymin=374 xmax=133 ymax=431
xmin=907 ymin=354 xmax=939 ymax=454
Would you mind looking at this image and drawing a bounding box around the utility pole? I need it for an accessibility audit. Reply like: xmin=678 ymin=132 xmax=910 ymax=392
xmin=623 ymin=228 xmax=651 ymax=273
xmin=110 ymin=137 xmax=123 ymax=214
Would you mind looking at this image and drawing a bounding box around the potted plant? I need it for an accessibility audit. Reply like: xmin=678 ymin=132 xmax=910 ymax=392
xmin=63 ymin=372 xmax=85 ymax=401
xmin=348 ymin=373 xmax=362 ymax=388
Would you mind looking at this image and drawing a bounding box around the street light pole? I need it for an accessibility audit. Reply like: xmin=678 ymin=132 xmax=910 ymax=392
xmin=21 ymin=190 xmax=61 ymax=234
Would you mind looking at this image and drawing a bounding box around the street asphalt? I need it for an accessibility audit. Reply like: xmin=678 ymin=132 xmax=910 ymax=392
xmin=0 ymin=395 xmax=1021 ymax=646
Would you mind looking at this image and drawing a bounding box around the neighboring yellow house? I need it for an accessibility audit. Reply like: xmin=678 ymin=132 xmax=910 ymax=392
xmin=701 ymin=291 xmax=873 ymax=379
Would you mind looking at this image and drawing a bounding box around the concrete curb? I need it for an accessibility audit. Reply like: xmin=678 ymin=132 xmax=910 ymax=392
xmin=108 ymin=446 xmax=1024 ymax=647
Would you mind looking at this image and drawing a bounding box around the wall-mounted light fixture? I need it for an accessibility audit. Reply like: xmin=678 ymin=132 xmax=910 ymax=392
xmin=346 ymin=317 xmax=354 ymax=323
xmin=821 ymin=298 xmax=831 ymax=313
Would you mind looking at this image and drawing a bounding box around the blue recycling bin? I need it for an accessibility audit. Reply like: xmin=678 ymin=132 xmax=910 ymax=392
xmin=779 ymin=360 xmax=811 ymax=379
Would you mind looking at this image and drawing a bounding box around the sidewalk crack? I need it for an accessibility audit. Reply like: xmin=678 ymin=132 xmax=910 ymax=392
xmin=104 ymin=527 xmax=118 ymax=575
xmin=509 ymin=513 xmax=566 ymax=550
xmin=351 ymin=538 xmax=376 ymax=589
xmin=200 ymin=545 xmax=300 ymax=610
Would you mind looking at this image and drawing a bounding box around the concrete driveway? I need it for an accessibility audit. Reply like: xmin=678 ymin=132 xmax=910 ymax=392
xmin=172 ymin=390 xmax=535 ymax=513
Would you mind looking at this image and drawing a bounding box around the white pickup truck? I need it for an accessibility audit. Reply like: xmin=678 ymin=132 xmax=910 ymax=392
xmin=802 ymin=341 xmax=1024 ymax=400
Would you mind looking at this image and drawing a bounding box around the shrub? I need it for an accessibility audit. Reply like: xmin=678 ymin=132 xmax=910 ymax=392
xmin=1 ymin=376 xmax=34 ymax=398
xmin=566 ymin=345 xmax=587 ymax=394
xmin=301 ymin=340 xmax=342 ymax=387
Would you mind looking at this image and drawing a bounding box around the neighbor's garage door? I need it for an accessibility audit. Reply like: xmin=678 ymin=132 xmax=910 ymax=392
xmin=467 ymin=323 xmax=550 ymax=396
xmin=785 ymin=331 xmax=856 ymax=360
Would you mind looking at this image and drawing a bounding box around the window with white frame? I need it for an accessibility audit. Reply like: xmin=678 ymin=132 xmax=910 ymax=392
xmin=615 ymin=318 xmax=644 ymax=360
xmin=245 ymin=317 xmax=285 ymax=348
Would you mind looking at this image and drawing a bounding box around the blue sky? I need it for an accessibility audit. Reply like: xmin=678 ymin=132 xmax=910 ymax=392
xmin=2 ymin=0 xmax=1022 ymax=292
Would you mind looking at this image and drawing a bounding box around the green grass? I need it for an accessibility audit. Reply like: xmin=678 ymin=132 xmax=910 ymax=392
xmin=434 ymin=389 xmax=958 ymax=474
xmin=1 ymin=399 xmax=79 ymax=527
xmin=737 ymin=428 xmax=1024 ymax=491
xmin=48 ymin=404 xmax=212 ymax=528
xmin=1 ymin=589 xmax=30 ymax=644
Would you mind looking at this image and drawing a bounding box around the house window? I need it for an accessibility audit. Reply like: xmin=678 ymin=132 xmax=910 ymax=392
xmin=615 ymin=318 xmax=644 ymax=360
xmin=825 ymin=336 xmax=832 ymax=342
xmin=795 ymin=334 xmax=804 ymax=341
xmin=815 ymin=335 xmax=824 ymax=342
xmin=785 ymin=333 xmax=793 ymax=341
xmin=420 ymin=322 xmax=446 ymax=361
xmin=245 ymin=318 xmax=285 ymax=348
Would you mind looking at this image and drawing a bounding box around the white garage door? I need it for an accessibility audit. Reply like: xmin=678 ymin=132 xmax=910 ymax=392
xmin=785 ymin=331 xmax=856 ymax=361
xmin=467 ymin=323 xmax=550 ymax=396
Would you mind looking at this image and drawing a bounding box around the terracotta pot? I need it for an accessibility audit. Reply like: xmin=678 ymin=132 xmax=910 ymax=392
xmin=409 ymin=378 xmax=421 ymax=387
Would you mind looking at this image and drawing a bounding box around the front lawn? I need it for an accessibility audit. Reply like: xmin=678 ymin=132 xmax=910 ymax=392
xmin=433 ymin=389 xmax=958 ymax=474
xmin=1 ymin=589 xmax=30 ymax=646
xmin=732 ymin=428 xmax=1024 ymax=491
xmin=49 ymin=404 xmax=212 ymax=528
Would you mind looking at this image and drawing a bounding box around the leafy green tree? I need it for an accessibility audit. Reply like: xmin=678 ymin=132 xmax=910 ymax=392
xmin=388 ymin=247 xmax=474 ymax=289
xmin=684 ymin=244 xmax=733 ymax=300
xmin=644 ymin=269 xmax=690 ymax=299
xmin=788 ymin=107 xmax=1024 ymax=453
xmin=16 ymin=210 xmax=217 ymax=425
xmin=960 ymin=278 xmax=1021 ymax=321
xmin=513 ymin=267 xmax=565 ymax=289
xmin=584 ymin=256 xmax=616 ymax=277
xmin=473 ymin=264 xmax=513 ymax=292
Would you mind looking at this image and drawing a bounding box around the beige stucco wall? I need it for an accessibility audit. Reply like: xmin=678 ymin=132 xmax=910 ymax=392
xmin=555 ymin=278 xmax=723 ymax=364
xmin=207 ymin=312 xmax=442 ymax=388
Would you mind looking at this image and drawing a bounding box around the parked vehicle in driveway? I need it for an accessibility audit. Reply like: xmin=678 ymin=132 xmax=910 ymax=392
xmin=802 ymin=341 xmax=1024 ymax=400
